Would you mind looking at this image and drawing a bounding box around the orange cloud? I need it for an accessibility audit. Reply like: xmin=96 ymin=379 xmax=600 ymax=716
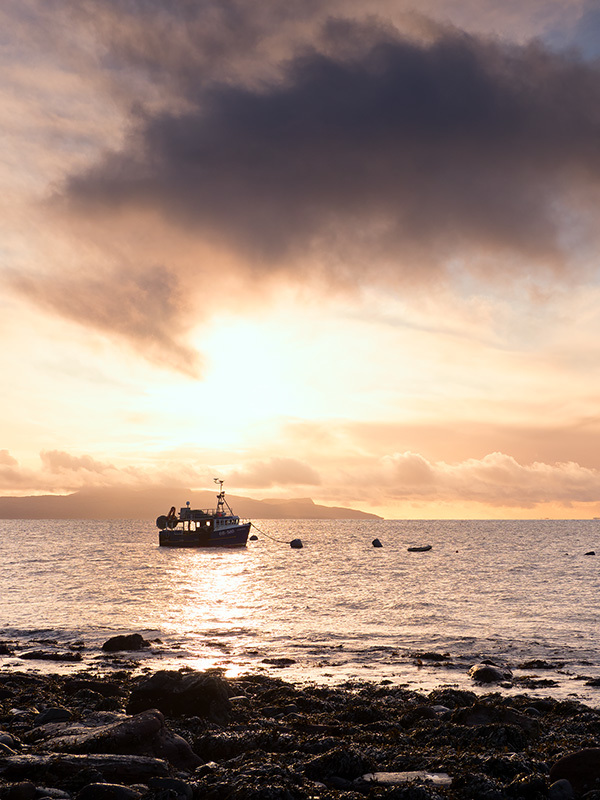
xmin=382 ymin=451 xmax=600 ymax=508
xmin=228 ymin=457 xmax=321 ymax=488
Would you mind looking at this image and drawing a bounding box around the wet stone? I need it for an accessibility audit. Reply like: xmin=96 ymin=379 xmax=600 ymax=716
xmin=77 ymin=784 xmax=143 ymax=800
xmin=548 ymin=779 xmax=574 ymax=800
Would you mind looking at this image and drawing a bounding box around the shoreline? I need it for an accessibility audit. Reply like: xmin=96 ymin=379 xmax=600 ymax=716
xmin=2 ymin=657 xmax=600 ymax=798
xmin=2 ymin=631 xmax=600 ymax=712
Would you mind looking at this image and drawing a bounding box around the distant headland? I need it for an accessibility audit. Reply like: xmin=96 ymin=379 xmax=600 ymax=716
xmin=0 ymin=487 xmax=382 ymax=520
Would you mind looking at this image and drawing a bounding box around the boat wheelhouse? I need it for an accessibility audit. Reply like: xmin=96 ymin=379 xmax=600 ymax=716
xmin=156 ymin=480 xmax=251 ymax=548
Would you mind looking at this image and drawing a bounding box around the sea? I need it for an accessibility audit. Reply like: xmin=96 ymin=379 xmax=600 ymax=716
xmin=1 ymin=518 xmax=599 ymax=706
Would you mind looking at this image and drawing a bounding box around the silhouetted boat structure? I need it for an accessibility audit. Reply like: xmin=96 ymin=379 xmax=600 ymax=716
xmin=156 ymin=480 xmax=250 ymax=548
xmin=407 ymin=544 xmax=432 ymax=552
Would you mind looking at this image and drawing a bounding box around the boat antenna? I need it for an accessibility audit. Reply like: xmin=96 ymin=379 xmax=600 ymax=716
xmin=213 ymin=477 xmax=233 ymax=514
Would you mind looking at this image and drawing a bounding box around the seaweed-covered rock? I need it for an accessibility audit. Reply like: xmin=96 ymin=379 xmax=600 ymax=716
xmin=34 ymin=709 xmax=201 ymax=771
xmin=304 ymin=746 xmax=372 ymax=781
xmin=127 ymin=670 xmax=231 ymax=723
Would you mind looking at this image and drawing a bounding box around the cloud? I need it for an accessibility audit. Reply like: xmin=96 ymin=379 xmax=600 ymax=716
xmin=40 ymin=450 xmax=112 ymax=474
xmin=7 ymin=4 xmax=600 ymax=369
xmin=0 ymin=445 xmax=599 ymax=513
xmin=63 ymin=18 xmax=600 ymax=274
xmin=382 ymin=451 xmax=600 ymax=507
xmin=228 ymin=457 xmax=321 ymax=488
xmin=0 ymin=450 xmax=18 ymax=467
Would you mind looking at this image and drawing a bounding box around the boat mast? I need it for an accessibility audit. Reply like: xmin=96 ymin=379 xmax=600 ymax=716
xmin=213 ymin=477 xmax=233 ymax=515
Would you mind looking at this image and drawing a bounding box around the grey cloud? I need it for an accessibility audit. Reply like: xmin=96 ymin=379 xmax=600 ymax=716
xmin=11 ymin=2 xmax=600 ymax=371
xmin=64 ymin=20 xmax=600 ymax=280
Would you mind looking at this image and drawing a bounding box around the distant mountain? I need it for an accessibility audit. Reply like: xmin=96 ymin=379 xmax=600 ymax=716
xmin=0 ymin=487 xmax=382 ymax=520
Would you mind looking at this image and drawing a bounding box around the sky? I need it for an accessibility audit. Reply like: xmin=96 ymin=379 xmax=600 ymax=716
xmin=2 ymin=0 xmax=600 ymax=519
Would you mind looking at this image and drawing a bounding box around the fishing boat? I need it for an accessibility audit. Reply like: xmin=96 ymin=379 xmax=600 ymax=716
xmin=156 ymin=479 xmax=251 ymax=548
xmin=407 ymin=544 xmax=432 ymax=552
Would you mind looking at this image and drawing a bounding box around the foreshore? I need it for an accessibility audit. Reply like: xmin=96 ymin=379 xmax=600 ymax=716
xmin=1 ymin=651 xmax=600 ymax=799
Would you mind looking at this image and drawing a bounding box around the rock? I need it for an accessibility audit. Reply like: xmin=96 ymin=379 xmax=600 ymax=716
xmin=518 ymin=659 xmax=564 ymax=670
xmin=18 ymin=651 xmax=82 ymax=662
xmin=127 ymin=670 xmax=231 ymax=723
xmin=550 ymin=748 xmax=600 ymax=794
xmin=548 ymin=778 xmax=575 ymax=800
xmin=77 ymin=784 xmax=142 ymax=800
xmin=0 ymin=753 xmax=170 ymax=782
xmin=64 ymin=679 xmax=126 ymax=698
xmin=469 ymin=662 xmax=513 ymax=684
xmin=101 ymin=634 xmax=149 ymax=652
xmin=39 ymin=708 xmax=201 ymax=772
xmin=35 ymin=707 xmax=73 ymax=725
xmin=361 ymin=771 xmax=452 ymax=787
xmin=5 ymin=781 xmax=36 ymax=800
xmin=304 ymin=746 xmax=372 ymax=781
xmin=147 ymin=777 xmax=194 ymax=800
xmin=451 ymin=702 xmax=537 ymax=732
xmin=411 ymin=651 xmax=451 ymax=661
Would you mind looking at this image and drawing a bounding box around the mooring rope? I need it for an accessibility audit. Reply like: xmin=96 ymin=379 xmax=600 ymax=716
xmin=249 ymin=521 xmax=295 ymax=545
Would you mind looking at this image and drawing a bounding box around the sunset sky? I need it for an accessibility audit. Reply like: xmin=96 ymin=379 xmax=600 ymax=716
xmin=3 ymin=0 xmax=600 ymax=519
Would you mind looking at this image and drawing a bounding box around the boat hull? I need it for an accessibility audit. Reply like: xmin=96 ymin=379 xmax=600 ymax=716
xmin=159 ymin=522 xmax=251 ymax=548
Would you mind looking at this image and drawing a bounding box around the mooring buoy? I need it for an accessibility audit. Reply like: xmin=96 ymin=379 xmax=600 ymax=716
xmin=372 ymin=538 xmax=383 ymax=548
xmin=290 ymin=538 xmax=303 ymax=549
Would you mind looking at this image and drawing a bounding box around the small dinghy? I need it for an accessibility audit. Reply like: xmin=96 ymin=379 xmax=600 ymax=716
xmin=407 ymin=544 xmax=432 ymax=552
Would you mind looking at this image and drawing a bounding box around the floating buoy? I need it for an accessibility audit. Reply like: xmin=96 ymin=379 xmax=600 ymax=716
xmin=372 ymin=538 xmax=383 ymax=548
xmin=290 ymin=538 xmax=303 ymax=549
xmin=249 ymin=534 xmax=258 ymax=541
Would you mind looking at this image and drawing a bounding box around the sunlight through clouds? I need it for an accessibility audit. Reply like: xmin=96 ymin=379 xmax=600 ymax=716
xmin=2 ymin=0 xmax=600 ymax=517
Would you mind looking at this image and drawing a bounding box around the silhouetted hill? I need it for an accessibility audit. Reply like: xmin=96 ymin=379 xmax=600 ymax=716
xmin=0 ymin=487 xmax=382 ymax=520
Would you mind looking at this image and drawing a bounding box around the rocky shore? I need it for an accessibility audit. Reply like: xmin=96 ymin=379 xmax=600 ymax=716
xmin=1 ymin=644 xmax=600 ymax=799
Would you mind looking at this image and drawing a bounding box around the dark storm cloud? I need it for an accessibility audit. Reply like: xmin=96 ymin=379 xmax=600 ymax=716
xmin=64 ymin=18 xmax=600 ymax=278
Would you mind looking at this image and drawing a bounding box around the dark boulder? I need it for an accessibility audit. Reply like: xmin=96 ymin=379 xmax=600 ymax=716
xmin=127 ymin=670 xmax=231 ymax=723
xmin=550 ymin=748 xmax=600 ymax=794
xmin=101 ymin=634 xmax=149 ymax=653
xmin=469 ymin=663 xmax=513 ymax=684
xmin=36 ymin=709 xmax=201 ymax=772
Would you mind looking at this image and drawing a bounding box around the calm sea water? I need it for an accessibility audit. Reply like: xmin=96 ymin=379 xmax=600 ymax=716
xmin=1 ymin=518 xmax=599 ymax=705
